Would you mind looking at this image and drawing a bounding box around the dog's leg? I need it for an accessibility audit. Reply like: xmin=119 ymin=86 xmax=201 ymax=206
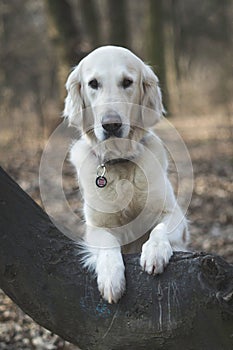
xmin=81 ymin=227 xmax=126 ymax=303
xmin=140 ymin=206 xmax=188 ymax=275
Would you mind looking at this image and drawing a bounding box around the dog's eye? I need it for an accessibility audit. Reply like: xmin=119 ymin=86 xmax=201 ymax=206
xmin=122 ymin=78 xmax=133 ymax=89
xmin=88 ymin=79 xmax=99 ymax=90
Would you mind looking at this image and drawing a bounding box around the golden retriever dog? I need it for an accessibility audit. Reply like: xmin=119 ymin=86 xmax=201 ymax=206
xmin=64 ymin=46 xmax=188 ymax=303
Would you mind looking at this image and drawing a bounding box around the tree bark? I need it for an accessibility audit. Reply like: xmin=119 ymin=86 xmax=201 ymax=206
xmin=147 ymin=0 xmax=169 ymax=111
xmin=46 ymin=0 xmax=84 ymax=65
xmin=79 ymin=0 xmax=101 ymax=48
xmin=0 ymin=167 xmax=232 ymax=350
xmin=107 ymin=0 xmax=129 ymax=47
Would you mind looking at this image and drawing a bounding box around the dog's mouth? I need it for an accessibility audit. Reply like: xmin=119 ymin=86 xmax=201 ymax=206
xmin=83 ymin=123 xmax=147 ymax=165
xmin=102 ymin=128 xmax=123 ymax=140
xmin=93 ymin=123 xmax=130 ymax=142
xmin=101 ymin=113 xmax=124 ymax=139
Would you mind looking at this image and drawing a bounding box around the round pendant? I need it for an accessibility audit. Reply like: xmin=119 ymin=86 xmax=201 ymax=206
xmin=96 ymin=176 xmax=107 ymax=188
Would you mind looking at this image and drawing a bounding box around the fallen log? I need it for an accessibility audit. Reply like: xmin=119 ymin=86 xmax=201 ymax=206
xmin=0 ymin=167 xmax=232 ymax=350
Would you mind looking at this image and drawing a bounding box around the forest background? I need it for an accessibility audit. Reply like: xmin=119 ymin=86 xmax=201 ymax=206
xmin=0 ymin=1 xmax=232 ymax=349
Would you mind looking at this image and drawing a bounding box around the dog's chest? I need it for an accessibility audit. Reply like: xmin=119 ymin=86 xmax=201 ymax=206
xmin=104 ymin=162 xmax=147 ymax=208
xmin=83 ymin=162 xmax=149 ymax=227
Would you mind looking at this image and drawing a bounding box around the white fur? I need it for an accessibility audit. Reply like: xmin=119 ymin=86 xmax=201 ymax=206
xmin=64 ymin=46 xmax=189 ymax=303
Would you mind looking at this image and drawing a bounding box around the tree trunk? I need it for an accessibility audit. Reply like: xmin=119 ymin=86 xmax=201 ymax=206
xmin=79 ymin=0 xmax=101 ymax=48
xmin=46 ymin=0 xmax=84 ymax=65
xmin=0 ymin=167 xmax=232 ymax=350
xmin=147 ymin=0 xmax=169 ymax=111
xmin=107 ymin=0 xmax=129 ymax=47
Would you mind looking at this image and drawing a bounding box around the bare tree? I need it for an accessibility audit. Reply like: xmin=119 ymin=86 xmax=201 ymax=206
xmin=46 ymin=0 xmax=84 ymax=65
xmin=107 ymin=0 xmax=129 ymax=47
xmin=0 ymin=0 xmax=59 ymax=137
xmin=79 ymin=0 xmax=101 ymax=48
xmin=147 ymin=0 xmax=169 ymax=110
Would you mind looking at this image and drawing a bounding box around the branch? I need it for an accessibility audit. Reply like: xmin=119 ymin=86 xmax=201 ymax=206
xmin=0 ymin=167 xmax=232 ymax=350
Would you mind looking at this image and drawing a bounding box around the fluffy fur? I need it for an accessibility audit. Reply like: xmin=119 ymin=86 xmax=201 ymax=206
xmin=64 ymin=46 xmax=189 ymax=303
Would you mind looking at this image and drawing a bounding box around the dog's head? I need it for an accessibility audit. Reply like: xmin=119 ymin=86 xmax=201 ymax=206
xmin=64 ymin=46 xmax=164 ymax=158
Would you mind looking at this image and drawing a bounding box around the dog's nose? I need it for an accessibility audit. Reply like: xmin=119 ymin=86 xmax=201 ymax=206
xmin=102 ymin=114 xmax=122 ymax=133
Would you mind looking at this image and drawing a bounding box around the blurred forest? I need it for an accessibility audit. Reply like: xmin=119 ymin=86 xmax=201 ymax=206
xmin=0 ymin=0 xmax=233 ymax=349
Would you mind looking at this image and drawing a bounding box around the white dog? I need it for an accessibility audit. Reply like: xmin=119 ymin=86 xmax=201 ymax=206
xmin=64 ymin=46 xmax=188 ymax=303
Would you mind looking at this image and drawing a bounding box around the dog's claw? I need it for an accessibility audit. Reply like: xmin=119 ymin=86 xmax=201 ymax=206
xmin=140 ymin=239 xmax=173 ymax=275
xmin=97 ymin=265 xmax=126 ymax=304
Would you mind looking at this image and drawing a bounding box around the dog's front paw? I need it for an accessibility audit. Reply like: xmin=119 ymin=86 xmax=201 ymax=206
xmin=95 ymin=250 xmax=126 ymax=303
xmin=97 ymin=265 xmax=126 ymax=304
xmin=140 ymin=239 xmax=173 ymax=275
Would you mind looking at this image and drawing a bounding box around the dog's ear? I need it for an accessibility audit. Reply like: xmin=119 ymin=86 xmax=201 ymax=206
xmin=141 ymin=64 xmax=165 ymax=127
xmin=63 ymin=64 xmax=84 ymax=126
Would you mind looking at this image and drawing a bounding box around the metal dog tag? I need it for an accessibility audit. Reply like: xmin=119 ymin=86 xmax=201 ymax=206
xmin=96 ymin=176 xmax=107 ymax=188
xmin=96 ymin=164 xmax=107 ymax=188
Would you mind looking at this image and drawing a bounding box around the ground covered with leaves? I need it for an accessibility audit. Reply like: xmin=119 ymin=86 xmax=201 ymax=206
xmin=0 ymin=114 xmax=232 ymax=349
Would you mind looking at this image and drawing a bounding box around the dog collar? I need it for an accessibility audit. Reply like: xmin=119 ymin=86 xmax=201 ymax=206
xmin=105 ymin=158 xmax=130 ymax=165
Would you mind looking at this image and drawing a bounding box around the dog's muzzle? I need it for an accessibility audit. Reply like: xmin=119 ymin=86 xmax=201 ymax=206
xmin=102 ymin=113 xmax=122 ymax=138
